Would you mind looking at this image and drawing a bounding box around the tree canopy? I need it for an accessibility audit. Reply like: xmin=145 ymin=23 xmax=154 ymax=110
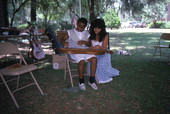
xmin=0 ymin=0 xmax=169 ymax=29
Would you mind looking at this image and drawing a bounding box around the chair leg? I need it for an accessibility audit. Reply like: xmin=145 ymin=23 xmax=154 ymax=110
xmin=159 ymin=47 xmax=162 ymax=57
xmin=66 ymin=58 xmax=74 ymax=87
xmin=29 ymin=72 xmax=44 ymax=95
xmin=64 ymin=56 xmax=67 ymax=80
xmin=152 ymin=47 xmax=158 ymax=59
xmin=16 ymin=75 xmax=20 ymax=89
xmin=0 ymin=74 xmax=19 ymax=108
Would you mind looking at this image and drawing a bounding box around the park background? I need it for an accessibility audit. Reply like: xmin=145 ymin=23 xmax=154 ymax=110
xmin=0 ymin=0 xmax=170 ymax=113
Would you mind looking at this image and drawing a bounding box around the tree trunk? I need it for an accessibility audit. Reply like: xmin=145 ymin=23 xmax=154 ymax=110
xmin=88 ymin=0 xmax=96 ymax=23
xmin=31 ymin=0 xmax=36 ymax=22
xmin=0 ymin=0 xmax=9 ymax=27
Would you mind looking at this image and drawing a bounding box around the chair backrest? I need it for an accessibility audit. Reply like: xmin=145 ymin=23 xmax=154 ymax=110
xmin=0 ymin=42 xmax=27 ymax=65
xmin=161 ymin=33 xmax=170 ymax=40
xmin=107 ymin=32 xmax=110 ymax=49
xmin=56 ymin=30 xmax=67 ymax=44
xmin=0 ymin=42 xmax=20 ymax=55
xmin=38 ymin=28 xmax=45 ymax=34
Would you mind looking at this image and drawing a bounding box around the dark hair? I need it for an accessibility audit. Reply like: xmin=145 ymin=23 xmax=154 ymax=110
xmin=89 ymin=19 xmax=107 ymax=42
xmin=77 ymin=18 xmax=88 ymax=26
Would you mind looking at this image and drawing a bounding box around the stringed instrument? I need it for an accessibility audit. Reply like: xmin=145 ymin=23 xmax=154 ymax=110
xmin=59 ymin=48 xmax=113 ymax=55
xmin=46 ymin=29 xmax=113 ymax=55
xmin=32 ymin=39 xmax=45 ymax=60
xmin=30 ymin=33 xmax=45 ymax=60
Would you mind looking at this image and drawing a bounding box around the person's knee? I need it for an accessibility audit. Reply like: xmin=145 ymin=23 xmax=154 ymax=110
xmin=90 ymin=57 xmax=97 ymax=64
xmin=79 ymin=60 xmax=85 ymax=65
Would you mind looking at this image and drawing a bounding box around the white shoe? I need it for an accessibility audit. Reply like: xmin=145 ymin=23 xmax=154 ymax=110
xmin=88 ymin=82 xmax=98 ymax=90
xmin=79 ymin=83 xmax=86 ymax=90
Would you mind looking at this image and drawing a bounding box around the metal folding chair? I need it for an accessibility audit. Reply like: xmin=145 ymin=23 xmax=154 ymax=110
xmin=0 ymin=42 xmax=44 ymax=108
xmin=152 ymin=33 xmax=170 ymax=59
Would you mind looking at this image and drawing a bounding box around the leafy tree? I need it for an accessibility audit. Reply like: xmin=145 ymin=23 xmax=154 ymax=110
xmin=117 ymin=0 xmax=169 ymax=22
xmin=142 ymin=0 xmax=169 ymax=23
xmin=9 ymin=0 xmax=30 ymax=26
xmin=119 ymin=0 xmax=144 ymax=21
xmin=2 ymin=0 xmax=169 ymax=29
xmin=103 ymin=9 xmax=121 ymax=29
xmin=36 ymin=0 xmax=71 ymax=28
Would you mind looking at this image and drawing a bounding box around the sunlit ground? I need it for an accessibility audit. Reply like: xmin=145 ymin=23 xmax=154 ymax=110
xmin=107 ymin=28 xmax=170 ymax=33
xmin=107 ymin=28 xmax=170 ymax=51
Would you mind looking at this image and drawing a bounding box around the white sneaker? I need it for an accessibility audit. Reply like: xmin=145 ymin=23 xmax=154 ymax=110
xmin=88 ymin=82 xmax=98 ymax=90
xmin=79 ymin=83 xmax=86 ymax=90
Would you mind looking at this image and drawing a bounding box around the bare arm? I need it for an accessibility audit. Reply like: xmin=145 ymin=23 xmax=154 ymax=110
xmin=77 ymin=38 xmax=91 ymax=47
xmin=90 ymin=34 xmax=109 ymax=50
xmin=101 ymin=34 xmax=109 ymax=49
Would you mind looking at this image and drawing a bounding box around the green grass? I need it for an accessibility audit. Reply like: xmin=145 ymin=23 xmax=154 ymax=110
xmin=0 ymin=30 xmax=170 ymax=113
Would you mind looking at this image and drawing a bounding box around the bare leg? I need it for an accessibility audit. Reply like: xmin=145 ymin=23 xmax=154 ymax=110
xmin=88 ymin=57 xmax=97 ymax=77
xmin=78 ymin=60 xmax=86 ymax=90
xmin=87 ymin=57 xmax=98 ymax=89
xmin=78 ymin=60 xmax=85 ymax=79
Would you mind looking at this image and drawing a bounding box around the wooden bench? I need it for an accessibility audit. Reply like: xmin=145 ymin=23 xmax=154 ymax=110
xmin=56 ymin=30 xmax=67 ymax=45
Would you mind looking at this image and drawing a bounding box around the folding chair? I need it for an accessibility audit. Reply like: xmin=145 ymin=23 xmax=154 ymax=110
xmin=152 ymin=33 xmax=170 ymax=59
xmin=0 ymin=42 xmax=44 ymax=108
xmin=46 ymin=29 xmax=76 ymax=87
xmin=64 ymin=54 xmax=89 ymax=87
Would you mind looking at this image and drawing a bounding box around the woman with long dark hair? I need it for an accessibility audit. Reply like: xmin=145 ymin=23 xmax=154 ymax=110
xmin=88 ymin=19 xmax=119 ymax=84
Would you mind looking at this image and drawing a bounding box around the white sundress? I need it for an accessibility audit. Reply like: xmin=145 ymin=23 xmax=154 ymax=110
xmin=91 ymin=40 xmax=119 ymax=84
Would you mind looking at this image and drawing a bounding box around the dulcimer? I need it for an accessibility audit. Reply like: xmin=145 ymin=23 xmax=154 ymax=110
xmin=45 ymin=28 xmax=113 ymax=55
xmin=59 ymin=48 xmax=113 ymax=55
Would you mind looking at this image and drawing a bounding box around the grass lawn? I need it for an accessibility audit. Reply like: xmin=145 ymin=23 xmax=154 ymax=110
xmin=0 ymin=28 xmax=170 ymax=113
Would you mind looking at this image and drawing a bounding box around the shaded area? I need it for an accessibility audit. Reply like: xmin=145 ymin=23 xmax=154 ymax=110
xmin=0 ymin=30 xmax=170 ymax=113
